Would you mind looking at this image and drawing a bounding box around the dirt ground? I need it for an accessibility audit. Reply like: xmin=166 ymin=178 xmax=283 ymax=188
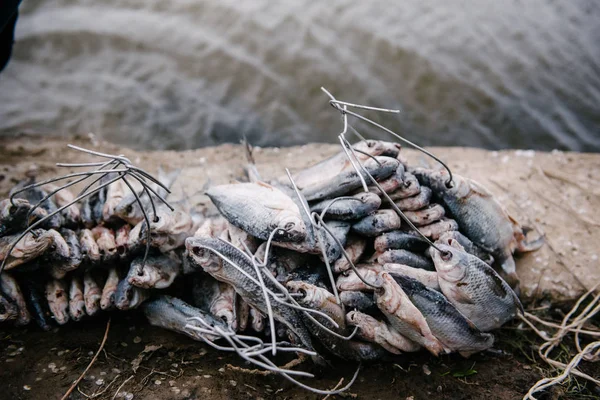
xmin=0 ymin=134 xmax=599 ymax=399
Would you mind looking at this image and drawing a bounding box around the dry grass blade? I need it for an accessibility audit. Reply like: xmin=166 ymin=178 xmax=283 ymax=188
xmin=61 ymin=318 xmax=111 ymax=400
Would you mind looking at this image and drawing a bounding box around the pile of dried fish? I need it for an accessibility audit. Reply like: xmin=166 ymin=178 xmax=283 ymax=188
xmin=0 ymin=93 xmax=543 ymax=394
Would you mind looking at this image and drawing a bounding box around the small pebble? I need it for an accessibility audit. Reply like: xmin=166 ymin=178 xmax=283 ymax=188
xmin=121 ymin=342 xmax=128 ymax=347
xmin=23 ymin=385 xmax=31 ymax=391
xmin=125 ymin=393 xmax=134 ymax=400
xmin=229 ymin=380 xmax=237 ymax=387
xmin=203 ymin=375 xmax=211 ymax=379
xmin=422 ymin=364 xmax=431 ymax=376
xmin=171 ymin=387 xmax=181 ymax=394
xmin=95 ymin=379 xmax=104 ymax=385
xmin=133 ymin=336 xmax=142 ymax=344
xmin=112 ymin=368 xmax=122 ymax=374
xmin=154 ymin=380 xmax=162 ymax=386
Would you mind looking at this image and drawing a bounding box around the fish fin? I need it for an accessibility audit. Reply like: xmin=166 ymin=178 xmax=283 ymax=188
xmin=468 ymin=179 xmax=494 ymax=197
xmin=516 ymin=233 xmax=545 ymax=253
xmin=453 ymin=284 xmax=476 ymax=304
xmin=242 ymin=137 xmax=263 ymax=183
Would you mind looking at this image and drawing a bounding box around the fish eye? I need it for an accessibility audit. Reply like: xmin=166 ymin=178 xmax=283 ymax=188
xmin=284 ymin=222 xmax=295 ymax=231
xmin=440 ymin=250 xmax=453 ymax=261
xmin=126 ymin=205 xmax=133 ymax=214
xmin=192 ymin=246 xmax=205 ymax=257
xmin=298 ymin=288 xmax=307 ymax=298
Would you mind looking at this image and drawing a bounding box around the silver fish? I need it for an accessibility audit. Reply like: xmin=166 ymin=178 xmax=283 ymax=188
xmin=352 ymin=209 xmax=402 ymax=237
xmin=318 ymin=220 xmax=351 ymax=263
xmin=417 ymin=217 xmax=459 ymax=241
xmin=83 ymin=270 xmax=102 ymax=316
xmin=388 ymin=172 xmax=421 ymax=200
xmin=402 ymin=203 xmax=445 ymax=227
xmin=431 ymin=242 xmax=522 ymax=331
xmin=287 ymin=280 xmax=388 ymax=362
xmin=91 ymin=226 xmax=118 ymax=262
xmin=250 ymin=307 xmax=265 ymax=332
xmin=102 ymin=179 xmax=127 ymax=222
xmin=115 ymin=265 xmax=150 ymax=310
xmin=300 ymin=156 xmax=400 ymax=201
xmin=346 ymin=310 xmax=421 ymax=354
xmin=395 ymin=186 xmax=432 ymax=211
xmin=374 ymin=272 xmax=445 ymax=355
xmin=0 ymin=198 xmax=46 ymax=236
xmin=0 ymin=229 xmax=54 ymax=270
xmin=289 ymin=140 xmax=401 ymax=191
xmin=209 ymin=282 xmax=237 ymax=331
xmin=128 ymin=253 xmax=181 ymax=289
xmin=377 ymin=249 xmax=435 ymax=271
xmin=340 ymin=291 xmax=377 ymax=314
xmin=10 ymin=180 xmax=62 ymax=229
xmin=374 ymin=231 xmax=430 ymax=253
xmin=68 ymin=276 xmax=86 ymax=321
xmin=100 ymin=267 xmax=120 ymax=310
xmin=79 ymin=229 xmax=101 ymax=263
xmin=185 ymin=236 xmax=315 ymax=352
xmin=207 ymin=181 xmax=307 ymax=242
xmin=367 ymin=163 xmax=406 ymax=195
xmin=148 ymin=209 xmax=195 ymax=252
xmin=115 ymin=224 xmax=131 ymax=258
xmin=143 ymin=295 xmax=227 ymax=343
xmin=383 ymin=263 xmax=440 ymax=290
xmin=45 ymin=183 xmax=81 ymax=227
xmin=436 ymin=231 xmax=494 ymax=265
xmin=391 ymin=274 xmax=494 ymax=356
xmin=45 ymin=279 xmax=69 ymax=325
xmin=333 ymin=236 xmax=367 ymax=273
xmin=0 ymin=272 xmax=30 ymax=325
xmin=50 ymin=228 xmax=81 ymax=279
xmin=310 ymin=192 xmax=382 ymax=221
xmin=412 ymin=168 xmax=543 ymax=288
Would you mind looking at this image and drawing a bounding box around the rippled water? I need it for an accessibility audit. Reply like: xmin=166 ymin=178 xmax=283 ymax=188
xmin=0 ymin=0 xmax=599 ymax=151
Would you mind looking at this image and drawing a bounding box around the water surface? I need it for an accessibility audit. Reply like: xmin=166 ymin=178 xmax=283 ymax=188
xmin=0 ymin=0 xmax=599 ymax=151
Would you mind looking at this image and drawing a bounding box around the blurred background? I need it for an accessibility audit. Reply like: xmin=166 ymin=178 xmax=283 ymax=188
xmin=0 ymin=0 xmax=599 ymax=151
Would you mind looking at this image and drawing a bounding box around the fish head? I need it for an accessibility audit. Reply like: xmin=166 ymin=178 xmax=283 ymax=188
xmin=2 ymin=198 xmax=29 ymax=220
xmin=115 ymin=194 xmax=143 ymax=223
xmin=273 ymin=214 xmax=307 ymax=242
xmin=286 ymin=280 xmax=327 ymax=308
xmin=431 ymin=243 xmax=467 ymax=282
xmin=346 ymin=310 xmax=377 ymax=338
xmin=337 ymin=267 xmax=381 ymax=292
xmin=45 ymin=230 xmax=70 ymax=260
xmin=115 ymin=279 xmax=134 ymax=310
xmin=185 ymin=237 xmax=223 ymax=273
xmin=375 ymin=272 xmax=406 ymax=314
